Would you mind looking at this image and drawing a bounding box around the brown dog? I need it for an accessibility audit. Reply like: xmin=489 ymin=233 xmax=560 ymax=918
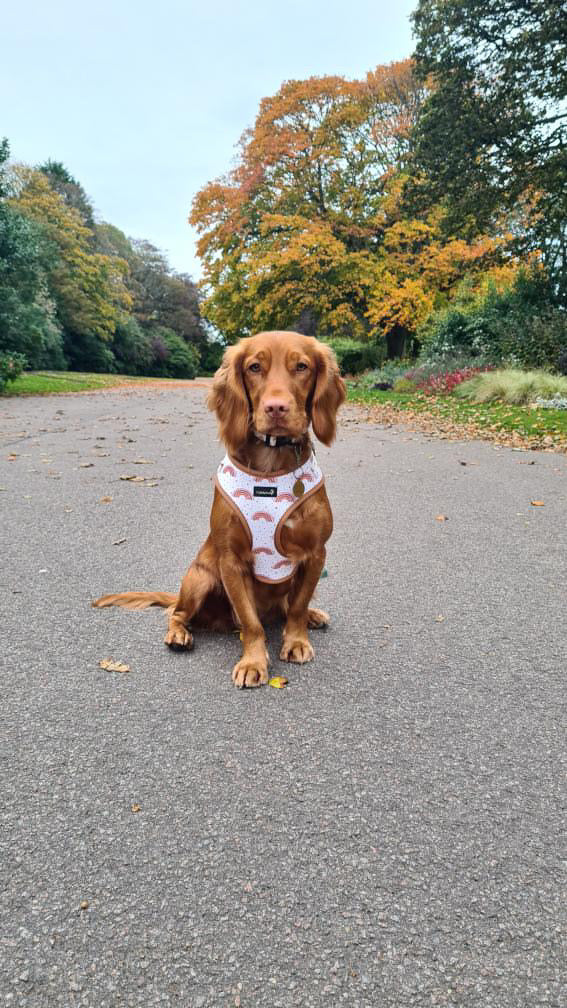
xmin=93 ymin=330 xmax=345 ymax=687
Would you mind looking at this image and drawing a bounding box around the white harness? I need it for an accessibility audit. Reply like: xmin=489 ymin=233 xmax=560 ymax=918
xmin=215 ymin=451 xmax=324 ymax=583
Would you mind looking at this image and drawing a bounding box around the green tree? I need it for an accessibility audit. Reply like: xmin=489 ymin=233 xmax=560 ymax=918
xmin=0 ymin=139 xmax=66 ymax=368
xmin=128 ymin=239 xmax=206 ymax=350
xmin=410 ymin=0 xmax=567 ymax=295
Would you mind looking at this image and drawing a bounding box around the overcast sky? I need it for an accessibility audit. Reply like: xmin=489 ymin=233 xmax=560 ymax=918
xmin=3 ymin=0 xmax=415 ymax=279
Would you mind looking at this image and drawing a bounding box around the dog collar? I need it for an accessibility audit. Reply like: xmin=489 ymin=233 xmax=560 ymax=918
xmin=252 ymin=429 xmax=304 ymax=448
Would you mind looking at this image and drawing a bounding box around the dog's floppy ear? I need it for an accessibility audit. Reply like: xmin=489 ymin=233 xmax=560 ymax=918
xmin=207 ymin=342 xmax=250 ymax=451
xmin=310 ymin=342 xmax=346 ymax=445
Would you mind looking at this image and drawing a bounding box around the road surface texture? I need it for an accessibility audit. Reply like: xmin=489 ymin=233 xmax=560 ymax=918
xmin=1 ymin=387 xmax=565 ymax=1008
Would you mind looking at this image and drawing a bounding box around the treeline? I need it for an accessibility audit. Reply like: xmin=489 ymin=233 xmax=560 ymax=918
xmin=0 ymin=145 xmax=223 ymax=378
xmin=190 ymin=0 xmax=566 ymax=371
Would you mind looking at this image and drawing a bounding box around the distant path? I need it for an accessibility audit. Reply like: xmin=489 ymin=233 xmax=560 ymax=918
xmin=1 ymin=386 xmax=565 ymax=1007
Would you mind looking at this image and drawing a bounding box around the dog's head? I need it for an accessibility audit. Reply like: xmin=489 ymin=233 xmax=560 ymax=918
xmin=208 ymin=331 xmax=346 ymax=453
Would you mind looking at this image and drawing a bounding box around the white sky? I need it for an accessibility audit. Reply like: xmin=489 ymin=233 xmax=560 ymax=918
xmin=3 ymin=0 xmax=415 ymax=279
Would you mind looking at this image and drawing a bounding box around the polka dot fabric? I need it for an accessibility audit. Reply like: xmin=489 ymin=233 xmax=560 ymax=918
xmin=215 ymin=452 xmax=324 ymax=583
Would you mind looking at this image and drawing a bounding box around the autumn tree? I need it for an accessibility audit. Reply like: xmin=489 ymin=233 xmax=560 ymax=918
xmin=191 ymin=62 xmax=427 ymax=342
xmin=39 ymin=159 xmax=96 ymax=231
xmin=10 ymin=165 xmax=131 ymax=370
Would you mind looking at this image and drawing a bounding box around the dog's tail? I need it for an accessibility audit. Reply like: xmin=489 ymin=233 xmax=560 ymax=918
xmin=92 ymin=591 xmax=177 ymax=611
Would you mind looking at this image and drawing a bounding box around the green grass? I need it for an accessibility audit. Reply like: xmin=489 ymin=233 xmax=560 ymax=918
xmin=348 ymin=384 xmax=567 ymax=443
xmin=4 ymin=371 xmax=170 ymax=396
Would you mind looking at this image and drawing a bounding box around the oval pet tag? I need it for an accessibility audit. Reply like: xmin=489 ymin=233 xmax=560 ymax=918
xmin=293 ymin=479 xmax=305 ymax=497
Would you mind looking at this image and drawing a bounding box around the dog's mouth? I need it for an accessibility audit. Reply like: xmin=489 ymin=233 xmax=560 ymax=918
xmin=253 ymin=416 xmax=307 ymax=439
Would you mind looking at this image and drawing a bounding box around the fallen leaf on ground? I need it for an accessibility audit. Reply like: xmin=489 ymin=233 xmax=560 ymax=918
xmin=530 ymin=500 xmax=545 ymax=506
xmin=131 ymin=804 xmax=141 ymax=813
xmin=99 ymin=659 xmax=131 ymax=673
xmin=269 ymin=676 xmax=289 ymax=689
xmin=100 ymin=495 xmax=113 ymax=503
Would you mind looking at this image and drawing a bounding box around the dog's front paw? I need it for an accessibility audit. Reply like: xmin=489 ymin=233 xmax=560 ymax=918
xmin=280 ymin=637 xmax=314 ymax=664
xmin=231 ymin=656 xmax=269 ymax=689
xmin=164 ymin=626 xmax=193 ymax=651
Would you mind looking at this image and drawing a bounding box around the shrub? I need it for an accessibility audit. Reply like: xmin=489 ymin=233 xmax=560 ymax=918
xmin=455 ymin=369 xmax=567 ymax=405
xmin=357 ymin=359 xmax=414 ymax=389
xmin=392 ymin=377 xmax=418 ymax=393
xmin=324 ymin=338 xmax=384 ymax=375
xmin=199 ymin=339 xmax=226 ymax=375
xmin=147 ymin=326 xmax=200 ymax=379
xmin=0 ymin=351 xmax=27 ymax=393
xmin=419 ymin=268 xmax=567 ymax=371
xmin=414 ymin=366 xmax=494 ymax=395
xmin=112 ymin=316 xmax=153 ymax=375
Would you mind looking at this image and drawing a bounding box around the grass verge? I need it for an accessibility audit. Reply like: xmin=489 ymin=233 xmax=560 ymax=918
xmin=348 ymin=385 xmax=567 ymax=450
xmin=1 ymin=371 xmax=208 ymax=396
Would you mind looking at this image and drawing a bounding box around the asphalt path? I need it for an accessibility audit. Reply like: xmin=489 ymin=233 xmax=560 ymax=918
xmin=1 ymin=387 xmax=565 ymax=1007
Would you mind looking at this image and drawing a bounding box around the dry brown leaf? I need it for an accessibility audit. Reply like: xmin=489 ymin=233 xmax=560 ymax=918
xmin=530 ymin=500 xmax=545 ymax=507
xmin=100 ymin=495 xmax=113 ymax=503
xmin=99 ymin=659 xmax=131 ymax=673
xmin=131 ymin=804 xmax=141 ymax=813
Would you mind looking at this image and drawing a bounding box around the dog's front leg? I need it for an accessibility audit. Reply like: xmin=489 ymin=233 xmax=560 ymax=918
xmin=280 ymin=549 xmax=326 ymax=663
xmin=219 ymin=556 xmax=269 ymax=688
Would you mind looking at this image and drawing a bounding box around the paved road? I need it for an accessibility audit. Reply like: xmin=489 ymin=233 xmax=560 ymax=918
xmin=1 ymin=387 xmax=565 ymax=1008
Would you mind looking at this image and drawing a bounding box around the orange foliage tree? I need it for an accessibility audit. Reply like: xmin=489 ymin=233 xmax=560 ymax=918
xmin=191 ymin=62 xmax=427 ymax=341
xmin=191 ymin=61 xmax=512 ymax=350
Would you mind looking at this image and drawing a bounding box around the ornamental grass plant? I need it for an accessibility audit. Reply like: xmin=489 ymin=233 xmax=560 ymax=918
xmin=454 ymin=369 xmax=567 ymax=406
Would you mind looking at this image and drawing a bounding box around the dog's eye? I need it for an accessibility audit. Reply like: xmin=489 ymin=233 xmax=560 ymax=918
xmin=296 ymin=362 xmax=309 ymax=372
xmin=248 ymin=362 xmax=261 ymax=373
